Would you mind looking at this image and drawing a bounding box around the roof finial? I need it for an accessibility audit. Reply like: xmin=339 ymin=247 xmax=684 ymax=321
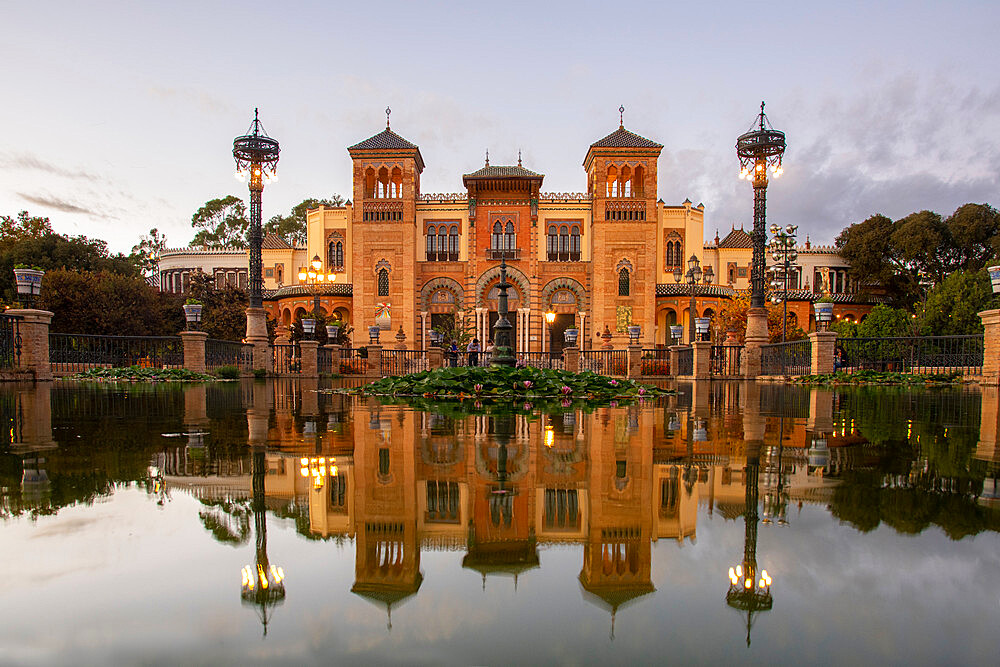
xmin=518 ymin=149 xmax=522 ymax=167
xmin=252 ymin=107 xmax=260 ymax=135
xmin=759 ymin=101 xmax=766 ymax=130
xmin=619 ymin=105 xmax=625 ymax=128
xmin=485 ymin=148 xmax=490 ymax=167
xmin=385 ymin=106 xmax=391 ymax=129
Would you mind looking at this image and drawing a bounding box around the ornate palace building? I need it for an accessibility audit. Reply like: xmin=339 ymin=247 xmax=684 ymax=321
xmin=159 ymin=114 xmax=876 ymax=347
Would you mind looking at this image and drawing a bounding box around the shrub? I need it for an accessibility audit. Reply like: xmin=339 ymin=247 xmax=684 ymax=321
xmin=215 ymin=365 xmax=240 ymax=379
xmin=253 ymin=368 xmax=268 ymax=380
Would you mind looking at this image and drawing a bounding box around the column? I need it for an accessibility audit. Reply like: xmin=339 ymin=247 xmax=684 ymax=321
xmin=179 ymin=331 xmax=208 ymax=374
xmin=979 ymin=309 xmax=1000 ymax=386
xmin=578 ymin=311 xmax=587 ymax=350
xmin=366 ymin=344 xmax=383 ymax=378
xmin=420 ymin=311 xmax=428 ymax=350
xmin=299 ymin=340 xmax=319 ymax=378
xmin=809 ymin=331 xmax=838 ymax=375
xmin=4 ymin=308 xmax=53 ymax=381
xmin=627 ymin=343 xmax=642 ymax=379
xmin=692 ymin=340 xmax=712 ymax=380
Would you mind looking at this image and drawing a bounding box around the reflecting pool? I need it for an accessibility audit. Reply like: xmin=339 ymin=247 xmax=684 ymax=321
xmin=2 ymin=379 xmax=999 ymax=664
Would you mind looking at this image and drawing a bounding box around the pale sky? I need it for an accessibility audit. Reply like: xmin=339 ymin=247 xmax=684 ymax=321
xmin=1 ymin=0 xmax=998 ymax=253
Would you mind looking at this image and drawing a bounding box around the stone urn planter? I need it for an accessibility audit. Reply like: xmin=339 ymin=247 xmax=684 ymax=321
xmin=989 ymin=265 xmax=1000 ymax=294
xmin=182 ymin=302 xmax=203 ymax=330
xmin=813 ymin=301 xmax=834 ymax=323
xmin=12 ymin=267 xmax=44 ymax=306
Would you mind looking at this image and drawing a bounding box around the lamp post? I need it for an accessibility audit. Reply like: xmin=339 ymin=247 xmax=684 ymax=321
xmin=297 ymin=254 xmax=335 ymax=316
xmin=768 ymin=224 xmax=798 ymax=342
xmin=233 ymin=109 xmax=280 ymax=312
xmin=673 ymin=255 xmax=714 ymax=343
xmin=737 ymin=102 xmax=785 ymax=315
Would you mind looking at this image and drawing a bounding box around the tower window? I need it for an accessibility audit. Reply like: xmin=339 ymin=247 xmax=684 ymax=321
xmin=378 ymin=268 xmax=389 ymax=296
xmin=619 ymin=267 xmax=630 ymax=296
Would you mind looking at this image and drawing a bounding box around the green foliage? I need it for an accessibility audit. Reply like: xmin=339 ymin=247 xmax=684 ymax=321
xmin=715 ymin=292 xmax=806 ymax=343
xmin=253 ymin=368 xmax=268 ymax=380
xmin=130 ymin=227 xmax=167 ymax=278
xmin=947 ymin=203 xmax=999 ymax=272
xmin=352 ymin=365 xmax=670 ymax=402
xmin=918 ymin=270 xmax=995 ymax=335
xmin=185 ymin=273 xmax=250 ymax=341
xmin=431 ymin=308 xmax=477 ymax=348
xmin=189 ymin=196 xmax=248 ymax=247
xmin=829 ymin=318 xmax=858 ymax=338
xmin=1 ymin=210 xmax=139 ymax=304
xmin=856 ymin=304 xmax=913 ymax=338
xmin=42 ymin=269 xmax=184 ymax=335
xmin=790 ymin=370 xmax=964 ymax=385
xmin=214 ymin=365 xmax=240 ymax=379
xmin=69 ymin=365 xmax=215 ymax=381
xmin=264 ymin=196 xmax=345 ymax=246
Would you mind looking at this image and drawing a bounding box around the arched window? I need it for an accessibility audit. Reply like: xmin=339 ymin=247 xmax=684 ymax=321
xmin=492 ymin=221 xmax=503 ymax=250
xmin=449 ymin=226 xmax=459 ymax=260
xmin=607 ymin=165 xmax=619 ymax=197
xmin=377 ymin=167 xmax=389 ymax=198
xmin=570 ymin=226 xmax=581 ymax=260
xmin=621 ymin=166 xmax=632 ymax=197
xmin=426 ymin=226 xmax=436 ymax=260
xmin=547 ymin=225 xmax=557 ymax=259
xmin=619 ymin=268 xmax=630 ymax=296
xmin=437 ymin=227 xmax=446 ymax=253
xmin=559 ymin=225 xmax=569 ymax=255
xmin=390 ymin=167 xmax=403 ymax=198
xmin=504 ymin=221 xmax=515 ymax=250
xmin=378 ymin=268 xmax=389 ymax=297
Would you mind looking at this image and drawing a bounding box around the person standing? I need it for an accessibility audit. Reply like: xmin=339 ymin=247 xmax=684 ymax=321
xmin=467 ymin=338 xmax=481 ymax=367
xmin=448 ymin=339 xmax=459 ymax=367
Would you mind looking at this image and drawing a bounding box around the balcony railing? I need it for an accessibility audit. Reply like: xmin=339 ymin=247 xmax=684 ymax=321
xmin=1 ymin=314 xmax=23 ymax=369
xmin=486 ymin=248 xmax=521 ymax=261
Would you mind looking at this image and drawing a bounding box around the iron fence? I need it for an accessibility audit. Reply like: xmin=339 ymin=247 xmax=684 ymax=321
xmin=675 ymin=347 xmax=693 ymax=376
xmin=338 ymin=347 xmax=368 ymax=375
xmin=640 ymin=348 xmax=670 ymax=376
xmin=761 ymin=339 xmax=811 ymax=376
xmin=517 ymin=351 xmax=564 ymax=370
xmin=710 ymin=345 xmax=744 ymax=376
xmin=318 ymin=346 xmax=334 ymax=375
xmin=273 ymin=343 xmax=300 ymax=375
xmin=579 ymin=349 xmax=628 ymax=376
xmin=382 ymin=349 xmax=429 ymax=376
xmin=205 ymin=338 xmax=253 ymax=372
xmin=49 ymin=333 xmax=183 ymax=374
xmin=1 ymin=314 xmax=23 ymax=369
xmin=837 ymin=335 xmax=984 ymax=374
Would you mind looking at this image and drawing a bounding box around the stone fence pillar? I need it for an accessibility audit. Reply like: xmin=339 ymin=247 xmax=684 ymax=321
xmin=299 ymin=340 xmax=319 ymax=378
xmin=627 ymin=344 xmax=642 ymax=378
xmin=326 ymin=343 xmax=341 ymax=374
xmin=563 ymin=346 xmax=580 ymax=373
xmin=979 ymin=309 xmax=1000 ymax=386
xmin=245 ymin=306 xmax=270 ymax=372
xmin=366 ymin=345 xmax=383 ymax=378
xmin=809 ymin=331 xmax=838 ymax=375
xmin=5 ymin=309 xmax=53 ymax=381
xmin=742 ymin=308 xmax=769 ymax=378
xmin=179 ymin=331 xmax=208 ymax=374
xmin=692 ymin=340 xmax=712 ymax=380
xmin=669 ymin=345 xmax=682 ymax=378
xmin=428 ymin=346 xmax=444 ymax=370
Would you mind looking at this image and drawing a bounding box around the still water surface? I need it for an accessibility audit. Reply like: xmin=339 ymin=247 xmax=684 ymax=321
xmin=2 ymin=379 xmax=999 ymax=665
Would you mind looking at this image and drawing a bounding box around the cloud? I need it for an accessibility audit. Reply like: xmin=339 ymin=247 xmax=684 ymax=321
xmin=1 ymin=152 xmax=99 ymax=180
xmin=16 ymin=193 xmax=99 ymax=216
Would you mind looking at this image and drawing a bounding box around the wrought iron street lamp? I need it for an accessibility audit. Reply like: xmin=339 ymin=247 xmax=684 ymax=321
xmin=297 ymin=254 xmax=335 ymax=315
xmin=233 ymin=109 xmax=280 ymax=311
xmin=737 ymin=102 xmax=786 ymax=312
xmin=491 ymin=256 xmax=516 ymax=367
xmin=545 ymin=311 xmax=556 ymax=353
xmin=768 ymin=224 xmax=798 ymax=342
xmin=673 ymin=255 xmax=714 ymax=343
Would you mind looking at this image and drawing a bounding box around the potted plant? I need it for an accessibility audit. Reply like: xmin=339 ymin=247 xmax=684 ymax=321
xmin=12 ymin=264 xmax=44 ymax=307
xmin=989 ymin=266 xmax=1000 ymax=294
xmin=182 ymin=298 xmax=203 ymax=330
xmin=669 ymin=325 xmax=684 ymax=343
xmin=627 ymin=325 xmax=642 ymax=344
xmin=563 ymin=328 xmax=579 ymax=346
xmin=813 ymin=296 xmax=834 ymax=323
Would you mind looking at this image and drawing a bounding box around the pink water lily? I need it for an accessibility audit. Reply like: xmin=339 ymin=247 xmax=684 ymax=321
xmin=561 ymin=399 xmax=572 ymax=408
xmin=610 ymin=400 xmax=618 ymax=408
xmin=474 ymin=383 xmax=483 ymax=393
xmin=523 ymin=402 xmax=533 ymax=411
xmin=610 ymin=379 xmax=619 ymax=386
xmin=638 ymin=387 xmax=646 ymax=395
xmin=523 ymin=380 xmax=532 ymax=389
xmin=561 ymin=385 xmax=572 ymax=395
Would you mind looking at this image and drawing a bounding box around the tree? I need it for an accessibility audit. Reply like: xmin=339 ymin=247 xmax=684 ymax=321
xmin=186 ymin=273 xmax=250 ymax=341
xmin=855 ymin=304 xmax=912 ymax=338
xmin=891 ymin=210 xmax=949 ymax=285
xmin=714 ymin=293 xmax=805 ymax=344
xmin=836 ymin=214 xmax=921 ymax=308
xmin=0 ymin=211 xmax=53 ymax=241
xmin=946 ymin=203 xmax=999 ymax=272
xmin=431 ymin=308 xmax=476 ymax=347
xmin=189 ymin=196 xmax=248 ymax=247
xmin=41 ymin=269 xmax=183 ymax=335
xmin=918 ymin=270 xmax=995 ymax=336
xmin=263 ymin=196 xmax=345 ymax=246
xmin=130 ymin=228 xmax=168 ymax=278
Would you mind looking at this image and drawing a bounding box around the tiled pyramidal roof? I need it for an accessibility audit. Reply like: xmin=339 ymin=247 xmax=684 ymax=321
xmin=590 ymin=126 xmax=663 ymax=149
xmin=463 ymin=165 xmax=543 ymax=179
xmin=347 ymin=129 xmax=419 ymax=151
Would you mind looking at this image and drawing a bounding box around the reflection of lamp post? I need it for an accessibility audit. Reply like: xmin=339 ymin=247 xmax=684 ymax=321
xmin=762 ymin=417 xmax=789 ymax=526
xmin=737 ymin=101 xmax=785 ymax=312
xmin=768 ymin=224 xmax=798 ymax=342
xmin=233 ymin=109 xmax=280 ymax=312
xmin=241 ymin=450 xmax=285 ymax=636
xmin=725 ymin=445 xmax=772 ymax=647
xmin=297 ymin=254 xmax=335 ymax=315
xmin=673 ymin=255 xmax=713 ymax=343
